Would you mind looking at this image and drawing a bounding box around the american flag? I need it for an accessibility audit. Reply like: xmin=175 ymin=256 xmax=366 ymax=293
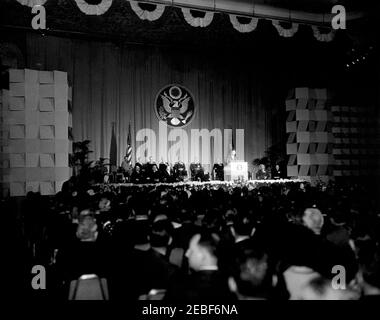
xmin=126 ymin=123 xmax=132 ymax=166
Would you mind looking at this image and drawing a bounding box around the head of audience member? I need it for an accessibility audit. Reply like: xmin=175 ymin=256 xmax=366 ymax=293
xmin=76 ymin=209 xmax=98 ymax=242
xmin=301 ymin=207 xmax=324 ymax=235
xmin=98 ymin=196 xmax=111 ymax=212
xmin=185 ymin=231 xmax=221 ymax=271
xmin=231 ymin=213 xmax=255 ymax=242
xmin=259 ymin=164 xmax=266 ymax=171
xmin=149 ymin=219 xmax=173 ymax=256
xmin=202 ymin=208 xmax=222 ymax=233
xmin=228 ymin=246 xmax=275 ymax=300
xmin=132 ymin=220 xmax=151 ymax=250
xmin=224 ymin=208 xmax=237 ymax=226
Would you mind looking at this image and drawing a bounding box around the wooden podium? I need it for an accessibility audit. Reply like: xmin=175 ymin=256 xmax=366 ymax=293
xmin=224 ymin=161 xmax=248 ymax=181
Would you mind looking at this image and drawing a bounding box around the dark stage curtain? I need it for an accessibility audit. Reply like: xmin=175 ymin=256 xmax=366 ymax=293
xmin=25 ymin=33 xmax=281 ymax=171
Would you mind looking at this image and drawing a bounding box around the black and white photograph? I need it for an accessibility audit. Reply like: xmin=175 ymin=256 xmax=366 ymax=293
xmin=1 ymin=0 xmax=380 ymax=310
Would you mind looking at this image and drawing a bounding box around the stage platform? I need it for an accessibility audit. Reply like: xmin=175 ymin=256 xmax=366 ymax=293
xmin=94 ymin=179 xmax=305 ymax=192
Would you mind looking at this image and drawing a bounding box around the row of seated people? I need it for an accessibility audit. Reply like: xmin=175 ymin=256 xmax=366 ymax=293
xmin=118 ymin=161 xmax=214 ymax=184
xmin=114 ymin=160 xmax=285 ymax=184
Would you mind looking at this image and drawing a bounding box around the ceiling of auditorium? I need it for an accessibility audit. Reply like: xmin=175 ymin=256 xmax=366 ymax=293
xmin=0 ymin=0 xmax=377 ymax=48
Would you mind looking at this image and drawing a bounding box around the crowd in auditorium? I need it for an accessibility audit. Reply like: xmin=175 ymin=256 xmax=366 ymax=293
xmin=4 ymin=178 xmax=380 ymax=300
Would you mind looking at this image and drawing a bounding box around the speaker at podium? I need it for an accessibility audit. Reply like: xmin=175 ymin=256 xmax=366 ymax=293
xmin=224 ymin=160 xmax=248 ymax=181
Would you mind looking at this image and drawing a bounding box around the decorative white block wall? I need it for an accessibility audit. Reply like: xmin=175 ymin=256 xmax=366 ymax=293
xmin=0 ymin=69 xmax=72 ymax=197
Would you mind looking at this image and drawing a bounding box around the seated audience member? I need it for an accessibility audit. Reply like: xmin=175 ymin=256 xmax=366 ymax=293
xmin=324 ymin=211 xmax=351 ymax=247
xmin=130 ymin=219 xmax=178 ymax=299
xmin=256 ymin=164 xmax=271 ymax=180
xmin=98 ymin=195 xmax=112 ymax=213
xmin=299 ymin=274 xmax=359 ymax=300
xmin=165 ymin=231 xmax=235 ymax=302
xmin=76 ymin=211 xmax=99 ymax=242
xmin=301 ymin=207 xmax=324 ymax=236
xmin=276 ymin=221 xmax=359 ymax=299
xmin=228 ymin=246 xmax=275 ymax=300
xmin=220 ymin=213 xmax=256 ymax=274
xmin=107 ymin=216 xmax=150 ymax=300
xmin=231 ymin=213 xmax=256 ymax=246
xmin=55 ymin=210 xmax=109 ymax=295
xmin=171 ymin=209 xmax=200 ymax=251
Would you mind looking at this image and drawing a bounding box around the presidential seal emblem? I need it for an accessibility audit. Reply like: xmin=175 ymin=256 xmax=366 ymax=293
xmin=155 ymin=84 xmax=195 ymax=128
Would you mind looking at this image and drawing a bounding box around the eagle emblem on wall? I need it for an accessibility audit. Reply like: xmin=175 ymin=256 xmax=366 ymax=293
xmin=155 ymin=85 xmax=195 ymax=128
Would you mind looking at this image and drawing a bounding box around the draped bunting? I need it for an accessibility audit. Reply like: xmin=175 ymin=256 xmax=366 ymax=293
xmin=229 ymin=15 xmax=259 ymax=33
xmin=74 ymin=0 xmax=113 ymax=16
xmin=272 ymin=20 xmax=299 ymax=38
xmin=11 ymin=0 xmax=335 ymax=42
xmin=181 ymin=8 xmax=214 ymax=28
xmin=130 ymin=1 xmax=165 ymax=21
xmin=312 ymin=26 xmax=336 ymax=42
xmin=15 ymin=0 xmax=46 ymax=7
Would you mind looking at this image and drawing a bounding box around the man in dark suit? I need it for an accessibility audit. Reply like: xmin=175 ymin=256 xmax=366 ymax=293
xmin=220 ymin=212 xmax=256 ymax=275
xmin=190 ymin=163 xmax=204 ymax=181
xmin=131 ymin=219 xmax=178 ymax=298
xmin=130 ymin=164 xmax=144 ymax=184
xmin=158 ymin=162 xmax=171 ymax=182
xmin=256 ymin=164 xmax=271 ymax=180
xmin=212 ymin=163 xmax=224 ymax=181
xmin=165 ymin=230 xmax=235 ymax=302
xmin=172 ymin=161 xmax=188 ymax=182
xmin=150 ymin=164 xmax=161 ymax=183
xmin=272 ymin=164 xmax=284 ymax=180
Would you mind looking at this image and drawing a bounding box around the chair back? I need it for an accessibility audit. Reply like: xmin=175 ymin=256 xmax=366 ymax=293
xmin=139 ymin=289 xmax=166 ymax=300
xmin=69 ymin=274 xmax=109 ymax=300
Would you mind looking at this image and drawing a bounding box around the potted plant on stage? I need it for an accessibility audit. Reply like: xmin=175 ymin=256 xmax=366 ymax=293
xmin=93 ymin=158 xmax=110 ymax=183
xmin=69 ymin=140 xmax=94 ymax=188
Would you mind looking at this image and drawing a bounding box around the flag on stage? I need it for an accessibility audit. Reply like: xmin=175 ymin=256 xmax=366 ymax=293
xmin=110 ymin=122 xmax=117 ymax=173
xmin=126 ymin=123 xmax=132 ymax=166
xmin=231 ymin=128 xmax=235 ymax=152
